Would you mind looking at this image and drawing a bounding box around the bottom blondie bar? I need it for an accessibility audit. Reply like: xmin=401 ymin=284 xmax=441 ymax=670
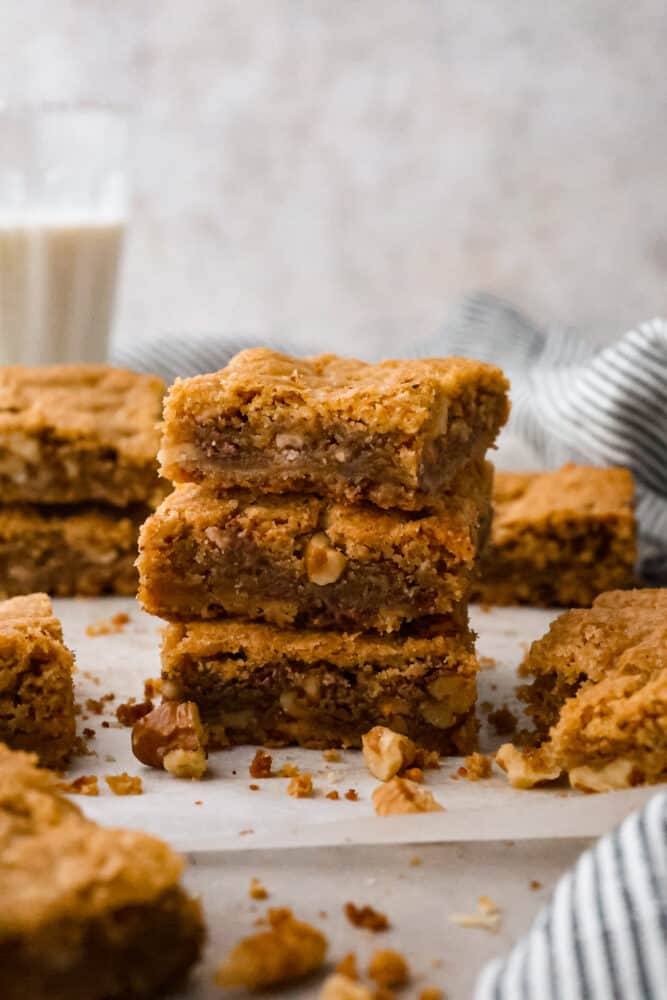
xmin=0 ymin=745 xmax=204 ymax=1000
xmin=161 ymin=618 xmax=478 ymax=753
xmin=497 ymin=589 xmax=667 ymax=792
xmin=0 ymin=504 xmax=145 ymax=598
xmin=474 ymin=465 xmax=636 ymax=607
xmin=0 ymin=593 xmax=75 ymax=767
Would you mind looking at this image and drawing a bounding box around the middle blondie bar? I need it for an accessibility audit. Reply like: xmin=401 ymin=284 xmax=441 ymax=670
xmin=139 ymin=462 xmax=492 ymax=631
xmin=161 ymin=617 xmax=478 ymax=753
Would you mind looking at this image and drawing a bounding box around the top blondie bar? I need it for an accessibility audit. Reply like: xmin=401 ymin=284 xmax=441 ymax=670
xmin=159 ymin=349 xmax=509 ymax=509
xmin=0 ymin=365 xmax=165 ymax=507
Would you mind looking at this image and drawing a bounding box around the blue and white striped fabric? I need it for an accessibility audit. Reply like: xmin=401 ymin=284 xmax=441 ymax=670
xmin=112 ymin=292 xmax=667 ymax=572
xmin=475 ymin=791 xmax=667 ymax=1000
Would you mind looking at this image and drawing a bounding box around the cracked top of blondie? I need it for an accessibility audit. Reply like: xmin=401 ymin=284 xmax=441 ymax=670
xmin=0 ymin=364 xmax=164 ymax=460
xmin=0 ymin=593 xmax=62 ymax=639
xmin=0 ymin=746 xmax=185 ymax=936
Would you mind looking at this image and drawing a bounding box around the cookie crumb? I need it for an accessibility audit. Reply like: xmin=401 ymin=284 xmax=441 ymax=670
xmin=85 ymin=612 xmax=130 ymax=637
xmin=402 ymin=766 xmax=424 ymax=783
xmin=326 ymin=790 xmax=340 ymax=800
xmin=319 ymin=973 xmax=373 ymax=999
xmin=464 ymin=752 xmax=494 ymax=781
xmin=344 ymin=902 xmax=389 ymax=932
xmin=116 ymin=700 xmax=153 ymax=727
xmin=215 ymin=907 xmax=327 ymax=989
xmin=479 ymin=655 xmax=496 ymax=670
xmin=105 ymin=772 xmax=143 ymax=796
xmin=279 ymin=763 xmax=300 ymax=778
xmin=335 ymin=952 xmax=358 ymax=978
xmin=323 ymin=748 xmax=341 ymax=762
xmin=288 ymin=773 xmax=313 ymax=798
xmin=368 ymin=948 xmax=409 ymax=988
xmin=249 ymin=749 xmax=273 ymax=778
xmin=59 ymin=774 xmax=99 ymax=796
xmin=249 ymin=783 xmax=260 ymax=791
xmin=410 ymin=855 xmax=422 ymax=866
xmin=249 ymin=877 xmax=268 ymax=900
xmin=345 ymin=788 xmax=358 ymax=801
xmin=529 ymin=879 xmax=542 ymax=890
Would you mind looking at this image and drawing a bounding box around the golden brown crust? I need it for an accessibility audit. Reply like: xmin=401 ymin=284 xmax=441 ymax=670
xmin=138 ymin=461 xmax=492 ymax=629
xmin=474 ymin=464 xmax=637 ymax=606
xmin=159 ymin=349 xmax=509 ymax=509
xmin=0 ymin=365 xmax=164 ymax=507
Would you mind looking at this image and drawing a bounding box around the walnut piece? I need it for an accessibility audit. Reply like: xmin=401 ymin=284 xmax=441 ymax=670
xmin=368 ymin=949 xmax=410 ymax=988
xmin=305 ymin=532 xmax=347 ymax=585
xmin=495 ymin=743 xmax=561 ymax=789
xmin=320 ymin=974 xmax=374 ymax=1000
xmin=215 ymin=907 xmax=327 ymax=989
xmin=361 ymin=726 xmax=416 ymax=781
xmin=105 ymin=772 xmax=143 ymax=796
xmin=131 ymin=701 xmax=207 ymax=779
xmin=372 ymin=777 xmax=444 ymax=816
xmin=568 ymin=759 xmax=636 ymax=793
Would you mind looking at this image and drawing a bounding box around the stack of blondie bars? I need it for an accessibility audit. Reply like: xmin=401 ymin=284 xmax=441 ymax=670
xmin=0 ymin=365 xmax=164 ymax=597
xmin=138 ymin=349 xmax=509 ymax=752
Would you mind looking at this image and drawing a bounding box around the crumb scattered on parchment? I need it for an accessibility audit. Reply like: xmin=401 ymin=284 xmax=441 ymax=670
xmin=85 ymin=693 xmax=115 ymax=715
xmin=368 ymin=948 xmax=409 ymax=988
xmin=413 ymin=747 xmax=441 ymax=770
xmin=279 ymin=763 xmax=300 ymax=778
xmin=410 ymin=855 xmax=422 ymax=866
xmin=239 ymin=829 xmax=254 ymax=836
xmin=85 ymin=612 xmax=130 ymax=637
xmin=345 ymin=788 xmax=359 ymax=801
xmin=144 ymin=677 xmax=162 ymax=699
xmin=323 ymin=748 xmax=341 ymax=762
xmin=402 ymin=766 xmax=424 ymax=783
xmin=529 ymin=880 xmax=542 ymax=891
xmin=82 ymin=727 xmax=95 ymax=740
xmin=344 ymin=902 xmax=390 ymax=932
xmin=105 ymin=773 xmax=143 ymax=796
xmin=449 ymin=895 xmax=501 ymax=932
xmin=487 ymin=705 xmax=518 ymax=737
xmin=116 ymin=699 xmax=153 ymax=727
xmin=215 ymin=907 xmax=327 ymax=989
xmin=479 ymin=655 xmax=496 ymax=670
xmin=326 ymin=790 xmax=340 ymax=800
xmin=59 ymin=774 xmax=99 ymax=796
xmin=249 ymin=877 xmax=268 ymax=900
xmin=464 ymin=753 xmax=494 ymax=781
xmin=335 ymin=953 xmax=358 ymax=978
xmin=194 ymin=799 xmax=203 ymax=806
xmin=288 ymin=773 xmax=313 ymax=798
xmin=419 ymin=988 xmax=444 ymax=1000
xmin=320 ymin=973 xmax=373 ymax=999
xmin=249 ymin=749 xmax=273 ymax=778
xmin=71 ymin=736 xmax=96 ymax=758
xmin=249 ymin=784 xmax=260 ymax=791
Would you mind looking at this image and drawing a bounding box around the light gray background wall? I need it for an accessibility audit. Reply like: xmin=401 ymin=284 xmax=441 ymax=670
xmin=3 ymin=1 xmax=666 ymax=356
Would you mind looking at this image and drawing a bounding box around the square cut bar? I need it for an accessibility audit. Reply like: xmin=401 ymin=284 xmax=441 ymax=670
xmin=474 ymin=465 xmax=636 ymax=607
xmin=0 ymin=594 xmax=75 ymax=767
xmin=499 ymin=590 xmax=667 ymax=792
xmin=0 ymin=505 xmax=147 ymax=598
xmin=0 ymin=364 xmax=165 ymax=507
xmin=159 ymin=348 xmax=509 ymax=510
xmin=0 ymin=745 xmax=204 ymax=1000
xmin=138 ymin=460 xmax=492 ymax=631
xmin=161 ymin=617 xmax=479 ymax=753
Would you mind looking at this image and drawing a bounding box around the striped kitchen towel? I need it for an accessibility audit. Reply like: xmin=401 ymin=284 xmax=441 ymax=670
xmin=475 ymin=790 xmax=667 ymax=1000
xmin=112 ymin=293 xmax=667 ymax=570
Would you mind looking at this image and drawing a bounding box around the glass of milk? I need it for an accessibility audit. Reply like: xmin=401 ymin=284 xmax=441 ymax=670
xmin=0 ymin=103 xmax=128 ymax=365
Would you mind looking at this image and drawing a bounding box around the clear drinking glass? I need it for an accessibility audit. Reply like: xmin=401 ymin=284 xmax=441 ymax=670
xmin=0 ymin=103 xmax=128 ymax=364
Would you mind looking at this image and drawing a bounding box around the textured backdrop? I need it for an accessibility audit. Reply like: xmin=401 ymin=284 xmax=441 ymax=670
xmin=3 ymin=1 xmax=666 ymax=356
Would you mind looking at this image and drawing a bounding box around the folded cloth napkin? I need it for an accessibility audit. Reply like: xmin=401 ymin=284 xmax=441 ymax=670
xmin=475 ymin=791 xmax=667 ymax=1000
xmin=112 ymin=293 xmax=667 ymax=575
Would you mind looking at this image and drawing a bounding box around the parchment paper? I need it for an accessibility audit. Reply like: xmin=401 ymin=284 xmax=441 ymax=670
xmin=56 ymin=597 xmax=658 ymax=852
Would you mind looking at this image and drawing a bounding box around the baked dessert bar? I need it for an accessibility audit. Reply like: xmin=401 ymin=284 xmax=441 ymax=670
xmin=0 ymin=505 xmax=146 ymax=598
xmin=161 ymin=617 xmax=479 ymax=752
xmin=497 ymin=589 xmax=667 ymax=792
xmin=138 ymin=461 xmax=492 ymax=631
xmin=159 ymin=348 xmax=509 ymax=510
xmin=0 ymin=745 xmax=204 ymax=999
xmin=0 ymin=365 xmax=164 ymax=507
xmin=474 ymin=464 xmax=636 ymax=606
xmin=0 ymin=594 xmax=75 ymax=767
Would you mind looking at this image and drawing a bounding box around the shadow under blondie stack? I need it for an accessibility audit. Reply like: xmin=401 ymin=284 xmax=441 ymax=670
xmin=0 ymin=365 xmax=165 ymax=598
xmin=138 ymin=349 xmax=509 ymax=752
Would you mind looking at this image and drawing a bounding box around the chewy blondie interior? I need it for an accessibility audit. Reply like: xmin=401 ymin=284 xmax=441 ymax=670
xmin=497 ymin=589 xmax=667 ymax=792
xmin=138 ymin=461 xmax=492 ymax=631
xmin=0 ymin=364 xmax=165 ymax=507
xmin=159 ymin=348 xmax=509 ymax=510
xmin=0 ymin=593 xmax=75 ymax=767
xmin=161 ymin=617 xmax=479 ymax=753
xmin=0 ymin=745 xmax=204 ymax=1000
xmin=474 ymin=464 xmax=636 ymax=606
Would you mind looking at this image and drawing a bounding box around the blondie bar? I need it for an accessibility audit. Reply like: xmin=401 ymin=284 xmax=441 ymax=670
xmin=474 ymin=465 xmax=636 ymax=606
xmin=0 ymin=505 xmax=146 ymax=598
xmin=0 ymin=745 xmax=204 ymax=999
xmin=161 ymin=617 xmax=478 ymax=752
xmin=138 ymin=461 xmax=492 ymax=631
xmin=159 ymin=349 xmax=509 ymax=510
xmin=497 ymin=589 xmax=667 ymax=792
xmin=0 ymin=365 xmax=164 ymax=507
xmin=0 ymin=594 xmax=75 ymax=767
